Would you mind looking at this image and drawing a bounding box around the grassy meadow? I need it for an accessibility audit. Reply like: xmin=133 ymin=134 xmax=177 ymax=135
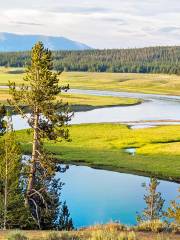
xmin=0 ymin=230 xmax=179 ymax=240
xmin=1 ymin=222 xmax=180 ymax=239
xmin=60 ymin=72 xmax=180 ymax=95
xmin=0 ymin=67 xmax=180 ymax=95
xmin=15 ymin=123 xmax=180 ymax=182
xmin=1 ymin=67 xmax=180 ymax=181
xmin=0 ymin=89 xmax=140 ymax=110
xmin=0 ymin=67 xmax=142 ymax=108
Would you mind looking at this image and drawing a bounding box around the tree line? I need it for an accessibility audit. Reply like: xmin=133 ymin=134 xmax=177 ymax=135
xmin=1 ymin=46 xmax=180 ymax=74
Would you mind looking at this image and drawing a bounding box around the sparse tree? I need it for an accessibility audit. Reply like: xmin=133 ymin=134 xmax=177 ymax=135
xmin=166 ymin=189 xmax=180 ymax=225
xmin=137 ymin=178 xmax=165 ymax=222
xmin=9 ymin=42 xmax=71 ymax=229
xmin=0 ymin=114 xmax=24 ymax=229
xmin=58 ymin=201 xmax=74 ymax=231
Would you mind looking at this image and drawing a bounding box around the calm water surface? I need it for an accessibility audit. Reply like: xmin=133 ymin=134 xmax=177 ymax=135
xmin=58 ymin=165 xmax=179 ymax=228
xmin=11 ymin=89 xmax=180 ymax=130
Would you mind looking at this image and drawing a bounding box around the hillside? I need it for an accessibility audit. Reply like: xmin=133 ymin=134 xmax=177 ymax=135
xmin=0 ymin=32 xmax=91 ymax=51
xmin=0 ymin=46 xmax=180 ymax=74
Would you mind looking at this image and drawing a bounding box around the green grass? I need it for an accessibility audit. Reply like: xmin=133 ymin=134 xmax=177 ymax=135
xmin=15 ymin=124 xmax=180 ymax=181
xmin=0 ymin=67 xmax=25 ymax=85
xmin=60 ymin=72 xmax=180 ymax=95
xmin=0 ymin=89 xmax=140 ymax=109
xmin=0 ymin=67 xmax=180 ymax=95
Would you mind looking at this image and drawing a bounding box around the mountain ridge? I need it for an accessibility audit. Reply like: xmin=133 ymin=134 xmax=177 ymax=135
xmin=0 ymin=32 xmax=91 ymax=51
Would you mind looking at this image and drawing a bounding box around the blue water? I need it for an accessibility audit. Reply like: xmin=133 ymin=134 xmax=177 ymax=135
xmin=11 ymin=89 xmax=180 ymax=130
xmin=9 ymin=88 xmax=180 ymax=228
xmin=57 ymin=165 xmax=179 ymax=228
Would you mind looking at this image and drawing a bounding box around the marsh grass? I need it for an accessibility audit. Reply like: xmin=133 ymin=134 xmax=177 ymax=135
xmin=88 ymin=229 xmax=137 ymax=240
xmin=0 ymin=90 xmax=140 ymax=107
xmin=7 ymin=231 xmax=28 ymax=240
xmin=135 ymin=220 xmax=167 ymax=233
xmin=1 ymin=223 xmax=179 ymax=240
xmin=0 ymin=68 xmax=180 ymax=95
xmin=15 ymin=124 xmax=180 ymax=181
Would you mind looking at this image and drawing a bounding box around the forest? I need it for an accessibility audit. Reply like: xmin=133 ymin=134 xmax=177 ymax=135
xmin=0 ymin=46 xmax=180 ymax=74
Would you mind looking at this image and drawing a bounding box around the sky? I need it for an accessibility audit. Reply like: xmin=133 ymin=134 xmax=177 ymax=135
xmin=0 ymin=0 xmax=180 ymax=48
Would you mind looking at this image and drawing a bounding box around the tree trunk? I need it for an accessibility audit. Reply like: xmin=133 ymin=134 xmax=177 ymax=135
xmin=25 ymin=110 xmax=39 ymax=205
xmin=150 ymin=189 xmax=155 ymax=220
xmin=3 ymin=145 xmax=8 ymax=230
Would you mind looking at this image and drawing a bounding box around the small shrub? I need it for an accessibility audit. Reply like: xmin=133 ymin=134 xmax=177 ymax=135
xmin=46 ymin=232 xmax=61 ymax=240
xmin=105 ymin=222 xmax=127 ymax=232
xmin=156 ymin=235 xmax=170 ymax=240
xmin=169 ymin=222 xmax=180 ymax=233
xmin=118 ymin=232 xmax=128 ymax=240
xmin=89 ymin=229 xmax=136 ymax=240
xmin=46 ymin=232 xmax=79 ymax=240
xmin=86 ymin=223 xmax=127 ymax=233
xmin=61 ymin=232 xmax=80 ymax=240
xmin=127 ymin=231 xmax=136 ymax=240
xmin=136 ymin=219 xmax=167 ymax=233
xmin=8 ymin=231 xmax=28 ymax=240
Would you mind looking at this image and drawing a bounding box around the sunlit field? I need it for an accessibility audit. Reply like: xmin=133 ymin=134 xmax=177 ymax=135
xmin=0 ymin=89 xmax=140 ymax=108
xmin=1 ymin=67 xmax=180 ymax=95
xmin=14 ymin=124 xmax=180 ymax=182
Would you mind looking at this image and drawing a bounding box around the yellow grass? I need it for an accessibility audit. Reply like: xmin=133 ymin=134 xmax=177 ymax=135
xmin=0 ymin=89 xmax=140 ymax=107
xmin=0 ymin=67 xmax=180 ymax=95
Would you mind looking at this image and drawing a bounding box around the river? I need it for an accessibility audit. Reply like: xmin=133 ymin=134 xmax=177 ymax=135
xmin=10 ymin=88 xmax=180 ymax=129
xmin=2 ymin=87 xmax=180 ymax=227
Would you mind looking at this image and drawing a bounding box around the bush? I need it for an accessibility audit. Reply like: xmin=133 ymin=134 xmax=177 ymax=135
xmin=127 ymin=232 xmax=136 ymax=240
xmin=7 ymin=231 xmax=28 ymax=240
xmin=169 ymin=222 xmax=180 ymax=233
xmin=88 ymin=229 xmax=136 ymax=240
xmin=46 ymin=232 xmax=61 ymax=240
xmin=136 ymin=219 xmax=167 ymax=233
xmin=86 ymin=223 xmax=127 ymax=232
xmin=46 ymin=232 xmax=79 ymax=240
xmin=60 ymin=233 xmax=80 ymax=240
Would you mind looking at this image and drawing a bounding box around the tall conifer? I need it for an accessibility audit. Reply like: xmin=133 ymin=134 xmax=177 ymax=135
xmin=137 ymin=178 xmax=165 ymax=222
xmin=9 ymin=42 xmax=71 ymax=228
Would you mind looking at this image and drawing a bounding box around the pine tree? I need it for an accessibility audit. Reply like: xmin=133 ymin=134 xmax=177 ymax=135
xmin=137 ymin=178 xmax=165 ymax=222
xmin=9 ymin=42 xmax=71 ymax=229
xmin=0 ymin=115 xmax=24 ymax=229
xmin=58 ymin=201 xmax=74 ymax=231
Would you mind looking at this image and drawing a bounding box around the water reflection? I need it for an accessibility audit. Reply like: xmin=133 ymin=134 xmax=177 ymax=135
xmin=58 ymin=165 xmax=179 ymax=228
xmin=124 ymin=148 xmax=136 ymax=156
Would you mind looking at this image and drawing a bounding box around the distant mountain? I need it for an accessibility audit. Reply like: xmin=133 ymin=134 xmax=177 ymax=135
xmin=0 ymin=32 xmax=91 ymax=51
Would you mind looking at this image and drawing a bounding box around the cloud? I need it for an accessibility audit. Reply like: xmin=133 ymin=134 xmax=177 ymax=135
xmin=0 ymin=0 xmax=180 ymax=48
xmin=11 ymin=21 xmax=44 ymax=26
xmin=49 ymin=6 xmax=110 ymax=14
xmin=98 ymin=17 xmax=127 ymax=25
xmin=158 ymin=27 xmax=180 ymax=34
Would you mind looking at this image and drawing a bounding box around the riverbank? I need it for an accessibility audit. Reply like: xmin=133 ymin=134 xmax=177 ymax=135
xmin=0 ymin=89 xmax=141 ymax=111
xmin=16 ymin=123 xmax=180 ymax=182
